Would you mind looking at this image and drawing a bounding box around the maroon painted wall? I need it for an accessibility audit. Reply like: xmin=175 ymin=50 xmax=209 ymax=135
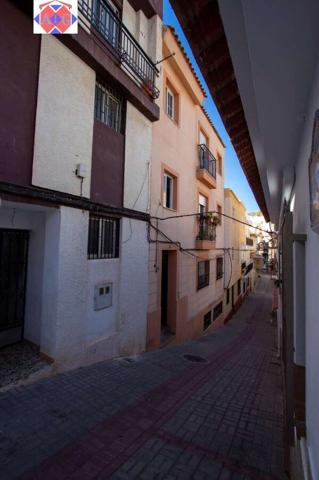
xmin=91 ymin=121 xmax=124 ymax=207
xmin=0 ymin=1 xmax=40 ymax=185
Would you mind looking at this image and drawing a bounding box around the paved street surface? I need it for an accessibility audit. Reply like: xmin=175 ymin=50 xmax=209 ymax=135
xmin=0 ymin=275 xmax=286 ymax=480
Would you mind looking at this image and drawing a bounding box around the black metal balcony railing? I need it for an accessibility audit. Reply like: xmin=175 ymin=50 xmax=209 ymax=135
xmin=198 ymin=144 xmax=217 ymax=178
xmin=196 ymin=215 xmax=217 ymax=242
xmin=78 ymin=0 xmax=160 ymax=99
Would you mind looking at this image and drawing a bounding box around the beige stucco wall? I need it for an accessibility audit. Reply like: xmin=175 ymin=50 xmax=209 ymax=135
xmin=32 ymin=36 xmax=95 ymax=197
xmin=148 ymin=27 xmax=225 ymax=347
xmin=223 ymin=188 xmax=255 ymax=319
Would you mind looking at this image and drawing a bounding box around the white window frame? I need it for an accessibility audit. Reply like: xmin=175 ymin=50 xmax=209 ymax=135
xmin=166 ymin=87 xmax=175 ymax=120
xmin=163 ymin=173 xmax=174 ymax=209
xmin=198 ymin=193 xmax=208 ymax=214
xmin=199 ymin=130 xmax=207 ymax=146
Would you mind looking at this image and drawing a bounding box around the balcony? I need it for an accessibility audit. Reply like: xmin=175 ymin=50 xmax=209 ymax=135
xmin=196 ymin=215 xmax=216 ymax=250
xmin=196 ymin=144 xmax=217 ymax=189
xmin=79 ymin=0 xmax=160 ymax=99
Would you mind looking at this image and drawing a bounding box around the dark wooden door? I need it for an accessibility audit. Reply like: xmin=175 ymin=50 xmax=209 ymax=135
xmin=0 ymin=229 xmax=29 ymax=347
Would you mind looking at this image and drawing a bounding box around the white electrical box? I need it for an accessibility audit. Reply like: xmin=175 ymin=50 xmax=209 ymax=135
xmin=94 ymin=283 xmax=112 ymax=310
xmin=75 ymin=163 xmax=87 ymax=179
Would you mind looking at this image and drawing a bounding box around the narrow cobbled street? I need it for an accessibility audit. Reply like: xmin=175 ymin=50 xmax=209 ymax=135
xmin=0 ymin=275 xmax=286 ymax=480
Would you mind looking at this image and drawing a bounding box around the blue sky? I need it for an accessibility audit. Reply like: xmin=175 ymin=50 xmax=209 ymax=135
xmin=163 ymin=0 xmax=259 ymax=212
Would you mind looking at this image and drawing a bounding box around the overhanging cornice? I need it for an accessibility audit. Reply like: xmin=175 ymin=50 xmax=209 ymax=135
xmin=170 ymin=0 xmax=270 ymax=221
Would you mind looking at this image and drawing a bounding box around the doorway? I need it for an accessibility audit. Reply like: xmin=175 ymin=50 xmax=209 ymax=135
xmin=161 ymin=250 xmax=177 ymax=341
xmin=0 ymin=229 xmax=29 ymax=348
xmin=231 ymin=285 xmax=234 ymax=310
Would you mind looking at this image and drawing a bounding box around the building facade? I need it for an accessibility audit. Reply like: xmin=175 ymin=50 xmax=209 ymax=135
xmin=223 ymin=189 xmax=255 ymax=322
xmin=147 ymin=26 xmax=225 ymax=350
xmin=0 ymin=0 xmax=162 ymax=369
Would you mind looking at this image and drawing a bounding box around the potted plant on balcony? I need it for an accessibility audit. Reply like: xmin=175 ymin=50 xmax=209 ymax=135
xmin=210 ymin=212 xmax=221 ymax=226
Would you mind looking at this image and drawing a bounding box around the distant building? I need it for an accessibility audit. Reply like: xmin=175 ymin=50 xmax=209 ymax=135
xmin=223 ymin=189 xmax=255 ymax=322
xmin=147 ymin=26 xmax=225 ymax=350
xmin=247 ymin=211 xmax=276 ymax=266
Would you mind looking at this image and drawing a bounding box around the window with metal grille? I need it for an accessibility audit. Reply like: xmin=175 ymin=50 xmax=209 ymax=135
xmin=216 ymin=257 xmax=223 ymax=280
xmin=203 ymin=311 xmax=212 ymax=330
xmin=88 ymin=215 xmax=120 ymax=259
xmin=213 ymin=302 xmax=223 ymax=321
xmin=95 ymin=81 xmax=123 ymax=133
xmin=198 ymin=260 xmax=210 ymax=290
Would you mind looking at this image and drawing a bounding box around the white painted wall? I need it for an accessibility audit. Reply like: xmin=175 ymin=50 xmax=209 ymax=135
xmin=54 ymin=207 xmax=89 ymax=363
xmin=118 ymin=218 xmax=149 ymax=355
xmin=122 ymin=0 xmax=160 ymax=61
xmin=32 ymin=35 xmax=95 ymax=198
xmin=124 ymin=101 xmax=152 ymax=212
xmin=86 ymin=259 xmax=120 ymax=345
xmin=292 ymin=52 xmax=319 ymax=480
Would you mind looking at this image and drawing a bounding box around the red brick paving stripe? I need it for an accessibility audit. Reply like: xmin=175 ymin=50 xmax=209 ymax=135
xmin=156 ymin=430 xmax=280 ymax=480
xmin=20 ymin=317 xmax=260 ymax=479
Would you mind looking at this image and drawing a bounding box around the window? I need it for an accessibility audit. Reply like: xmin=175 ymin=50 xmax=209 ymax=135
xmin=237 ymin=278 xmax=241 ymax=296
xmin=88 ymin=215 xmax=120 ymax=259
xmin=213 ymin=302 xmax=223 ymax=321
xmin=198 ymin=260 xmax=210 ymax=289
xmin=163 ymin=172 xmax=176 ymax=209
xmin=226 ymin=288 xmax=230 ymax=304
xmin=199 ymin=129 xmax=208 ymax=146
xmin=95 ymin=81 xmax=123 ymax=133
xmin=217 ymin=153 xmax=222 ymax=176
xmin=216 ymin=257 xmax=223 ymax=280
xmin=166 ymin=87 xmax=175 ymax=120
xmin=94 ymin=0 xmax=120 ymax=49
xmin=198 ymin=193 xmax=208 ymax=214
xmin=217 ymin=205 xmax=222 ymax=225
xmin=203 ymin=311 xmax=212 ymax=330
xmin=246 ymin=237 xmax=253 ymax=246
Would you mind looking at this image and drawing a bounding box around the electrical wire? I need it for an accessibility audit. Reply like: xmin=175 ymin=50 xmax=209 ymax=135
xmin=152 ymin=210 xmax=275 ymax=236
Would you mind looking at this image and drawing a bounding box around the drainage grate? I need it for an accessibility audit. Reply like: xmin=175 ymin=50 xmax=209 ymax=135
xmin=183 ymin=354 xmax=208 ymax=363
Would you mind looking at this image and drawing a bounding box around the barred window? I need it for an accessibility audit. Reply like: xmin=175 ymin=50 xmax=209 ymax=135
xmin=198 ymin=260 xmax=210 ymax=290
xmin=213 ymin=302 xmax=223 ymax=321
xmin=88 ymin=215 xmax=120 ymax=259
xmin=95 ymin=81 xmax=122 ymax=133
xmin=216 ymin=257 xmax=223 ymax=280
xmin=226 ymin=288 xmax=230 ymax=304
xmin=203 ymin=311 xmax=212 ymax=330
